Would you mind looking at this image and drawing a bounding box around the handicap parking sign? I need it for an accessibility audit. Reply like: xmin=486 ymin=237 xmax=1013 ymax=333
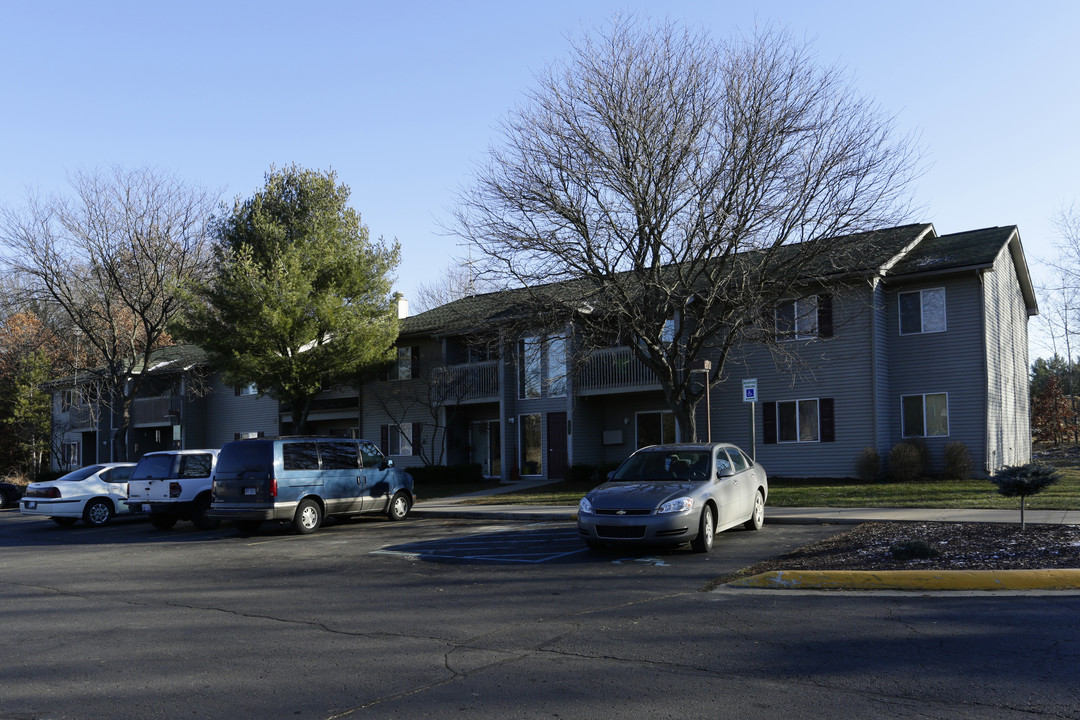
xmin=742 ymin=378 xmax=757 ymax=403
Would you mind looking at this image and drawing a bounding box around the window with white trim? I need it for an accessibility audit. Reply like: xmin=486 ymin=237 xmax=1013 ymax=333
xmin=519 ymin=335 xmax=567 ymax=399
xmin=899 ymin=288 xmax=946 ymax=335
xmin=381 ymin=422 xmax=415 ymax=456
xmin=776 ymin=297 xmax=818 ymax=340
xmin=778 ymin=399 xmax=819 ymax=442
xmin=902 ymin=393 xmax=949 ymax=437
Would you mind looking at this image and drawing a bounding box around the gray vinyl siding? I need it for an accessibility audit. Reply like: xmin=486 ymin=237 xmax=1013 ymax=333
xmin=983 ymin=247 xmax=1031 ymax=470
xmin=711 ymin=285 xmax=879 ymax=478
xmin=886 ymin=275 xmax=987 ymax=474
xmin=191 ymin=372 xmax=280 ymax=449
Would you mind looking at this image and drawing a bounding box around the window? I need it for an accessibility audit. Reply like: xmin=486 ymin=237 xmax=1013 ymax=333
xmin=521 ymin=337 xmax=542 ymax=399
xmin=283 ymin=442 xmax=320 ymax=470
xmin=519 ymin=335 xmax=567 ymax=399
xmin=178 ymin=453 xmax=213 ymax=479
xmin=388 ymin=347 xmax=420 ymax=380
xmin=546 ymin=336 xmax=567 ymax=397
xmin=636 ymin=410 xmax=677 ymax=447
xmin=359 ymin=441 xmax=385 ymax=469
xmin=381 ymin=423 xmax=419 ymax=456
xmin=63 ymin=442 xmax=79 ymax=467
xmin=899 ymin=288 xmax=946 ymax=335
xmin=775 ymin=294 xmax=834 ymax=341
xmin=902 ymin=393 xmax=949 ymax=437
xmin=764 ymin=398 xmax=835 ymax=444
xmin=520 ymin=414 xmax=543 ymax=475
xmin=319 ymin=440 xmax=359 ymax=470
xmin=236 ymin=382 xmax=257 ymax=396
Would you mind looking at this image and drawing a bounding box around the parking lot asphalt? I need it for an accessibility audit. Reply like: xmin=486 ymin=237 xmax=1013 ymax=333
xmin=414 ymin=482 xmax=1080 ymax=592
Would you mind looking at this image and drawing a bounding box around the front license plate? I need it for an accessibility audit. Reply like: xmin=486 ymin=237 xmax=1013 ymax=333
xmin=141 ymin=504 xmax=152 ymax=513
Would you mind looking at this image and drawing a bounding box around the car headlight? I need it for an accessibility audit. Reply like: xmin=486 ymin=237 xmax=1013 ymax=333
xmin=578 ymin=496 xmax=593 ymax=514
xmin=657 ymin=497 xmax=694 ymax=514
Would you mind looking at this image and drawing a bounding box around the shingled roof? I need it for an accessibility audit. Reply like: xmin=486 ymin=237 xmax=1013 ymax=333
xmin=400 ymin=223 xmax=937 ymax=337
xmin=886 ymin=225 xmax=1037 ymax=314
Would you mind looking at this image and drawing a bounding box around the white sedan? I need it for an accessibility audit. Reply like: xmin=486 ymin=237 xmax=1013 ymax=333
xmin=21 ymin=463 xmax=136 ymax=527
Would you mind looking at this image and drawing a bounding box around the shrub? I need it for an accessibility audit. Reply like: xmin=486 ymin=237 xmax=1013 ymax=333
xmin=943 ymin=442 xmax=973 ymax=479
xmin=890 ymin=539 xmax=941 ymax=561
xmin=888 ymin=442 xmax=925 ymax=482
xmin=989 ymin=463 xmax=1062 ymax=530
xmin=405 ymin=463 xmax=485 ymax=485
xmin=856 ymin=447 xmax=880 ymax=482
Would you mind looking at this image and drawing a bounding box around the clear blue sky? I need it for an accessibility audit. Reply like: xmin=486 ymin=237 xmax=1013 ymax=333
xmin=2 ymin=1 xmax=1077 ymax=353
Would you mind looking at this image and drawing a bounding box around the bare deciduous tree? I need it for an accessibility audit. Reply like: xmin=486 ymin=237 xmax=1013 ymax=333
xmin=453 ymin=18 xmax=921 ymax=440
xmin=1 ymin=166 xmax=217 ymax=461
xmin=411 ymin=258 xmax=496 ymax=314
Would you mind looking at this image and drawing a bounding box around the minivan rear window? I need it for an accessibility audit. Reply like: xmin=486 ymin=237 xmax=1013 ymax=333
xmin=216 ymin=442 xmax=272 ymax=475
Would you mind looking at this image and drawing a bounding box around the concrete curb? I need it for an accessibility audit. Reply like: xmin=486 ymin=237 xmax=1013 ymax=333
xmin=727 ymin=569 xmax=1080 ymax=591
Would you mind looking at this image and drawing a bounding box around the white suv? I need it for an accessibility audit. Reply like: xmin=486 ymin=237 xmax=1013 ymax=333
xmin=125 ymin=449 xmax=220 ymax=530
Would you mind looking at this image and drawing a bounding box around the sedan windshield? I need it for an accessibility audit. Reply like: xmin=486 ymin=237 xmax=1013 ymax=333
xmin=612 ymin=451 xmax=711 ymax=481
xmin=55 ymin=465 xmax=106 ymax=483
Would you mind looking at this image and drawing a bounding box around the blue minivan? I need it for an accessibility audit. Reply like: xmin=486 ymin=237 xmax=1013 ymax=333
xmin=209 ymin=437 xmax=414 ymax=534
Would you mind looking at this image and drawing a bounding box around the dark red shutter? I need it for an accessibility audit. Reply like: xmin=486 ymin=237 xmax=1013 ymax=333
xmin=763 ymin=403 xmax=777 ymax=444
xmin=411 ymin=346 xmax=421 ymax=379
xmin=380 ymin=425 xmax=389 ymax=455
xmin=412 ymin=423 xmax=423 ymax=456
xmin=818 ymin=294 xmax=833 ymax=338
xmin=820 ymin=398 xmax=835 ymax=442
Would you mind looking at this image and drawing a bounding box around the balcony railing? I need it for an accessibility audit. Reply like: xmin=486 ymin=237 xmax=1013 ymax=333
xmin=575 ymin=347 xmax=660 ymax=394
xmin=433 ymin=361 xmax=499 ymax=403
xmin=131 ymin=396 xmax=179 ymax=426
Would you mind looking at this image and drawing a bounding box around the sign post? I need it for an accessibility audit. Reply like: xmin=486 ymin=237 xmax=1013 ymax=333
xmin=742 ymin=379 xmax=758 ymax=460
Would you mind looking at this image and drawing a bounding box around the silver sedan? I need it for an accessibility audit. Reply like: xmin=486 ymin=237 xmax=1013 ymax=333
xmin=577 ymin=443 xmax=767 ymax=553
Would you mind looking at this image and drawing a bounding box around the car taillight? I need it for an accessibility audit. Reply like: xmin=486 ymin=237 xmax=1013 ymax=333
xmin=169 ymin=481 xmax=182 ymax=498
xmin=30 ymin=486 xmax=62 ymax=499
xmin=270 ymin=477 xmax=277 ymax=498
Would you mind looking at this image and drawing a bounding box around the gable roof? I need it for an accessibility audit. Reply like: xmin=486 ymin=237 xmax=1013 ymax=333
xmin=885 ymin=226 xmax=1038 ymax=314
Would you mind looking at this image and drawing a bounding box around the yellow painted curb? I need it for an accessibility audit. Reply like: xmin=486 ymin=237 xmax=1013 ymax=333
xmin=727 ymin=569 xmax=1080 ymax=591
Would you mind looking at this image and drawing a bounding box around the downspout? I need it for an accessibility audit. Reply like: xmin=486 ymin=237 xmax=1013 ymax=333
xmin=869 ymin=277 xmax=881 ymax=462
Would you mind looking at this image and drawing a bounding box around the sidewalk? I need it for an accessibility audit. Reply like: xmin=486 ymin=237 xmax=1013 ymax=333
xmin=412 ymin=484 xmax=1080 ymax=591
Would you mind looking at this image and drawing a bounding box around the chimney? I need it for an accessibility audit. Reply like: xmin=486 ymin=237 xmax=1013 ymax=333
xmin=395 ymin=295 xmax=409 ymax=319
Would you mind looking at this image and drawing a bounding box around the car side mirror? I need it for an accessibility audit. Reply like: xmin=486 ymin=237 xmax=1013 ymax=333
xmin=606 ymin=471 xmax=616 ymax=481
xmin=717 ymin=466 xmax=735 ymax=479
xmin=381 ymin=459 xmax=394 ymax=470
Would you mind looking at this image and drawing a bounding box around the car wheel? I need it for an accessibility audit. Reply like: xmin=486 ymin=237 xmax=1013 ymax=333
xmin=149 ymin=512 xmax=178 ymax=530
xmin=0 ymin=492 xmax=9 ymax=509
xmin=293 ymin=499 xmax=322 ymax=534
xmin=744 ymin=490 xmax=765 ymax=531
xmin=235 ymin=520 xmax=263 ymax=534
xmin=51 ymin=516 xmax=78 ymax=527
xmin=386 ymin=491 xmax=411 ymax=521
xmin=192 ymin=495 xmax=221 ymax=530
xmin=690 ymin=505 xmax=715 ymax=553
xmin=83 ymin=499 xmax=113 ymax=527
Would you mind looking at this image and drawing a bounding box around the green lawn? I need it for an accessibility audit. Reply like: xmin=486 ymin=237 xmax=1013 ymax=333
xmin=426 ymin=451 xmax=1080 ymax=510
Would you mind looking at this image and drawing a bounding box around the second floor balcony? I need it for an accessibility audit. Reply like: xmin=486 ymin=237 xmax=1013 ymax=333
xmin=433 ymin=361 xmax=500 ymax=403
xmin=575 ymin=346 xmax=661 ymax=395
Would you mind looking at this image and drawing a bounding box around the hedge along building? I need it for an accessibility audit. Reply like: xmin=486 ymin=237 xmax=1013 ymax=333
xmin=363 ymin=223 xmax=1036 ymax=481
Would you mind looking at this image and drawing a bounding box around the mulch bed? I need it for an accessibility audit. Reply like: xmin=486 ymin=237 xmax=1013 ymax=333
xmin=737 ymin=521 xmax=1080 ymax=576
